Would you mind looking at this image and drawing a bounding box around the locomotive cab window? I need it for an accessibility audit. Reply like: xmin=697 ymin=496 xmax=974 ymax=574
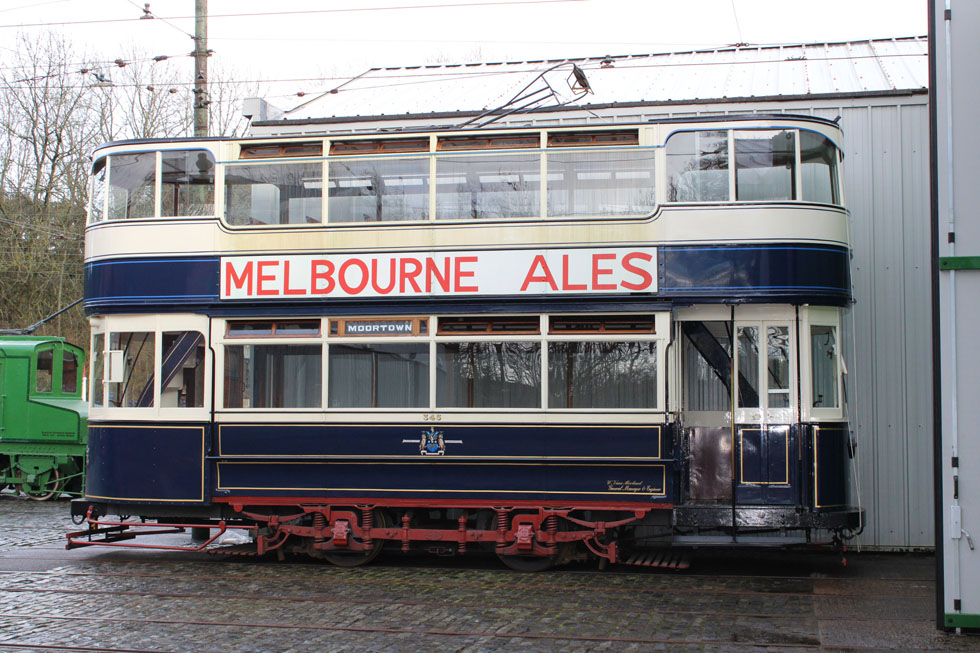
xmin=35 ymin=347 xmax=54 ymax=393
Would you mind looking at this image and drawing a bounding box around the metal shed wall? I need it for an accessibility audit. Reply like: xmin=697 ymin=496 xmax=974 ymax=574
xmin=250 ymin=93 xmax=933 ymax=551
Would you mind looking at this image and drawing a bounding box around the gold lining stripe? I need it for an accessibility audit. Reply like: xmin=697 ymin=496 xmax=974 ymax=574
xmin=90 ymin=424 xmax=206 ymax=502
xmin=216 ymin=462 xmax=667 ymax=496
xmin=738 ymin=427 xmax=790 ymax=486
xmin=813 ymin=426 xmax=847 ymax=508
xmin=218 ymin=424 xmax=662 ymax=459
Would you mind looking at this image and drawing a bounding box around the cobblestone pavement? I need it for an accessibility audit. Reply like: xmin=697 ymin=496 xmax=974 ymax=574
xmin=0 ymin=494 xmax=977 ymax=652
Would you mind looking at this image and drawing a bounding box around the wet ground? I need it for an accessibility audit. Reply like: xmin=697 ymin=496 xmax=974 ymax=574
xmin=0 ymin=493 xmax=977 ymax=652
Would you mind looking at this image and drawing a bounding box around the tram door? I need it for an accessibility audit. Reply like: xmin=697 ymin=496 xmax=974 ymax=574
xmin=679 ymin=316 xmax=735 ymax=504
xmin=733 ymin=314 xmax=798 ymax=505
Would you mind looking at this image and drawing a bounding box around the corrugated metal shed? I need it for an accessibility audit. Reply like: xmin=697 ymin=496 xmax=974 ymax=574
xmin=248 ymin=38 xmax=934 ymax=552
xmin=277 ymin=36 xmax=927 ymax=123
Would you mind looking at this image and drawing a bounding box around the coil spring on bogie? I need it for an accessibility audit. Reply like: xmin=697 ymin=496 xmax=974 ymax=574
xmin=312 ymin=511 xmax=326 ymax=547
xmin=544 ymin=513 xmax=558 ymax=533
xmin=360 ymin=506 xmax=374 ymax=548
xmin=495 ymin=508 xmax=509 ymax=552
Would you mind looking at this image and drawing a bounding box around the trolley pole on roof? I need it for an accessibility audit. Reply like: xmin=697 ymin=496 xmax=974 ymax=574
xmin=193 ymin=0 xmax=209 ymax=137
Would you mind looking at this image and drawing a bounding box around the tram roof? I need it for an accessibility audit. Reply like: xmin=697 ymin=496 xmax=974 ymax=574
xmin=252 ymin=36 xmax=928 ymax=129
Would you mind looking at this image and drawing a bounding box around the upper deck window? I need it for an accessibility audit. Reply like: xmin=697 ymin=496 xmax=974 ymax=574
xmin=666 ymin=130 xmax=729 ymax=202
xmin=435 ymin=153 xmax=541 ymax=220
xmin=240 ymin=141 xmax=323 ymax=158
xmin=666 ymin=128 xmax=842 ymax=205
xmin=162 ymin=150 xmax=215 ymax=216
xmin=800 ymin=131 xmax=840 ymax=204
xmin=108 ymin=153 xmax=156 ymax=220
xmin=546 ymin=149 xmax=655 ymax=217
xmin=331 ymin=138 xmax=428 ymax=155
xmin=735 ymin=130 xmax=796 ymax=201
xmin=90 ymin=149 xmax=216 ymax=222
xmin=225 ymin=161 xmax=323 ymax=225
xmin=328 ymin=158 xmax=428 ymax=222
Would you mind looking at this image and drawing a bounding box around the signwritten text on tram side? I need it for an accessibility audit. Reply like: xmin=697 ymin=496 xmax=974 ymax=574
xmin=220 ymin=247 xmax=658 ymax=300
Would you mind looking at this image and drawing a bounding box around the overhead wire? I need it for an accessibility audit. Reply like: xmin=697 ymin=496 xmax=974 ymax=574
xmin=0 ymin=0 xmax=589 ymax=29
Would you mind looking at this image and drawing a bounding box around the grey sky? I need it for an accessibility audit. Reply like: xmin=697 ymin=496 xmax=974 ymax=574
xmin=0 ymin=0 xmax=928 ymax=103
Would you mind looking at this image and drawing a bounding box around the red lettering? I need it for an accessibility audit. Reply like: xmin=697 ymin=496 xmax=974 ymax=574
xmin=283 ymin=261 xmax=307 ymax=295
xmin=225 ymin=261 xmax=253 ymax=296
xmin=256 ymin=260 xmax=279 ymax=296
xmin=426 ymin=257 xmax=450 ymax=293
xmin=521 ymin=255 xmax=559 ymax=292
xmin=400 ymin=258 xmax=423 ymax=293
xmin=454 ymin=256 xmax=479 ymax=292
xmin=371 ymin=258 xmax=396 ymax=295
xmin=561 ymin=254 xmax=587 ymax=291
xmin=621 ymin=252 xmax=654 ymax=291
xmin=339 ymin=259 xmax=369 ymax=294
xmin=311 ymin=260 xmax=335 ymax=295
xmin=592 ymin=253 xmax=617 ymax=290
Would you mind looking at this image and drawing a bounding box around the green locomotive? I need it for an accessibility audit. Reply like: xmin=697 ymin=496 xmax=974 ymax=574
xmin=0 ymin=337 xmax=87 ymax=500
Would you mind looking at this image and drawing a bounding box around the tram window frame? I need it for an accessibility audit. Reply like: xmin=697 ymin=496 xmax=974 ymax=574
xmin=665 ymin=130 xmax=730 ymax=202
xmin=328 ymin=341 xmax=430 ymax=408
xmin=211 ymin=313 xmax=668 ymax=413
xmin=88 ymin=317 xmax=212 ymax=418
xmin=434 ymin=152 xmax=542 ymax=221
xmin=734 ymin=130 xmax=797 ymax=202
xmin=89 ymin=149 xmax=217 ymax=223
xmin=224 ymin=160 xmax=324 ymax=226
xmin=107 ymin=152 xmax=157 ymax=220
xmin=664 ymin=127 xmax=842 ymax=206
xmin=806 ymin=308 xmax=844 ymax=420
xmin=327 ymin=156 xmax=429 ymax=223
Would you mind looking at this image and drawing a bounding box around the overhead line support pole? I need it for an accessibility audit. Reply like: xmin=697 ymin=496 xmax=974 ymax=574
xmin=193 ymin=0 xmax=209 ymax=137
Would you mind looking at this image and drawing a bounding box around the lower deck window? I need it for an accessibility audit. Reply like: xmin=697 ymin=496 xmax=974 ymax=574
xmin=437 ymin=341 xmax=541 ymax=408
xmin=811 ymin=325 xmax=839 ymax=409
xmin=328 ymin=343 xmax=429 ymax=408
xmin=108 ymin=332 xmax=155 ymax=407
xmin=548 ymin=341 xmax=657 ymax=408
xmin=224 ymin=344 xmax=321 ymax=408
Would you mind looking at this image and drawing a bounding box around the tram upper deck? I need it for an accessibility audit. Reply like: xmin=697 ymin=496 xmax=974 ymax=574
xmin=84 ymin=114 xmax=849 ymax=312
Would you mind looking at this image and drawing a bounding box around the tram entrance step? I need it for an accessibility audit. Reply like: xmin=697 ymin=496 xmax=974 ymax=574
xmin=206 ymin=543 xmax=260 ymax=556
xmin=622 ymin=551 xmax=690 ymax=570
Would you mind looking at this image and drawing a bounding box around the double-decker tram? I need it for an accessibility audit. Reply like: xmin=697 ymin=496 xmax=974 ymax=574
xmin=69 ymin=114 xmax=861 ymax=569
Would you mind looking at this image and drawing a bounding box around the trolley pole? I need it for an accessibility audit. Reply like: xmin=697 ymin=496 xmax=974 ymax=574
xmin=193 ymin=0 xmax=208 ymax=137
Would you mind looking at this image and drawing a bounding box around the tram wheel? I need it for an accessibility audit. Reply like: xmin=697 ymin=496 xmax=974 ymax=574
xmin=496 ymin=552 xmax=558 ymax=572
xmin=321 ymin=509 xmax=387 ymax=567
xmin=16 ymin=467 xmax=62 ymax=501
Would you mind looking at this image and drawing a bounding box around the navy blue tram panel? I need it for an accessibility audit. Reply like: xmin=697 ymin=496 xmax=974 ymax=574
xmin=212 ymin=423 xmax=673 ymax=504
xmin=86 ymin=423 xmax=209 ymax=503
xmin=83 ymin=244 xmax=851 ymax=311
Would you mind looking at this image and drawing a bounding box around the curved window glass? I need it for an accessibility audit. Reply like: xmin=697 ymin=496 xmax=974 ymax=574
xmin=801 ymin=131 xmax=840 ymax=204
xmin=666 ymin=131 xmax=729 ymax=202
xmin=90 ymin=158 xmax=107 ymax=223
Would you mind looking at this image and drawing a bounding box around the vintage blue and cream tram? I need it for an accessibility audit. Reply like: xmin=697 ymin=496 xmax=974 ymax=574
xmin=70 ymin=114 xmax=860 ymax=569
